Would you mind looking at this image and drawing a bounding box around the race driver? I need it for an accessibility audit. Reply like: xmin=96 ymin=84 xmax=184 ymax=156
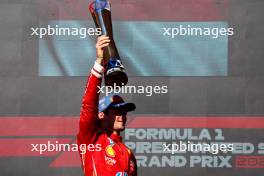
xmin=77 ymin=35 xmax=137 ymax=176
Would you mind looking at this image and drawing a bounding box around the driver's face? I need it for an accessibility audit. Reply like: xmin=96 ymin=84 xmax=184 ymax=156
xmin=107 ymin=109 xmax=127 ymax=131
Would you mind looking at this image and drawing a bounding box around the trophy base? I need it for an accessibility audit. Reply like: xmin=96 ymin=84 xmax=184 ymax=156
xmin=104 ymin=58 xmax=128 ymax=87
xmin=105 ymin=71 xmax=128 ymax=87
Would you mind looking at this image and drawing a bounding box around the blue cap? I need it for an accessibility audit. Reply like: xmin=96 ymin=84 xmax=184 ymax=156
xmin=99 ymin=94 xmax=136 ymax=112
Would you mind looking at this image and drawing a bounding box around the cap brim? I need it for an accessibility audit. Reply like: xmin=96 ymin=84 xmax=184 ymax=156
xmin=110 ymin=102 xmax=136 ymax=112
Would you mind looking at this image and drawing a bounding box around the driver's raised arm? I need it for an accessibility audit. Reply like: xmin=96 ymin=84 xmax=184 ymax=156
xmin=77 ymin=35 xmax=110 ymax=145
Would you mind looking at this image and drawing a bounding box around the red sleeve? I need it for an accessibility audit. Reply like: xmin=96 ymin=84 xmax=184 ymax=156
xmin=77 ymin=61 xmax=104 ymax=145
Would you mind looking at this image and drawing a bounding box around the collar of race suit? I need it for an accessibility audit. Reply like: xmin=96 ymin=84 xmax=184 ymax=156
xmin=110 ymin=133 xmax=122 ymax=143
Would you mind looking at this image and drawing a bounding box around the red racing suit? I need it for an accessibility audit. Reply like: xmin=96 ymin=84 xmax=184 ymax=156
xmin=77 ymin=62 xmax=137 ymax=176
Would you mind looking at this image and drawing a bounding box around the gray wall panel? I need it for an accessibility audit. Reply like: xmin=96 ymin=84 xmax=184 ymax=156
xmin=1 ymin=0 xmax=264 ymax=175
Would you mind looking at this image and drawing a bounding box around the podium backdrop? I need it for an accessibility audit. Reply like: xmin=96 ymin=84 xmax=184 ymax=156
xmin=0 ymin=0 xmax=264 ymax=175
